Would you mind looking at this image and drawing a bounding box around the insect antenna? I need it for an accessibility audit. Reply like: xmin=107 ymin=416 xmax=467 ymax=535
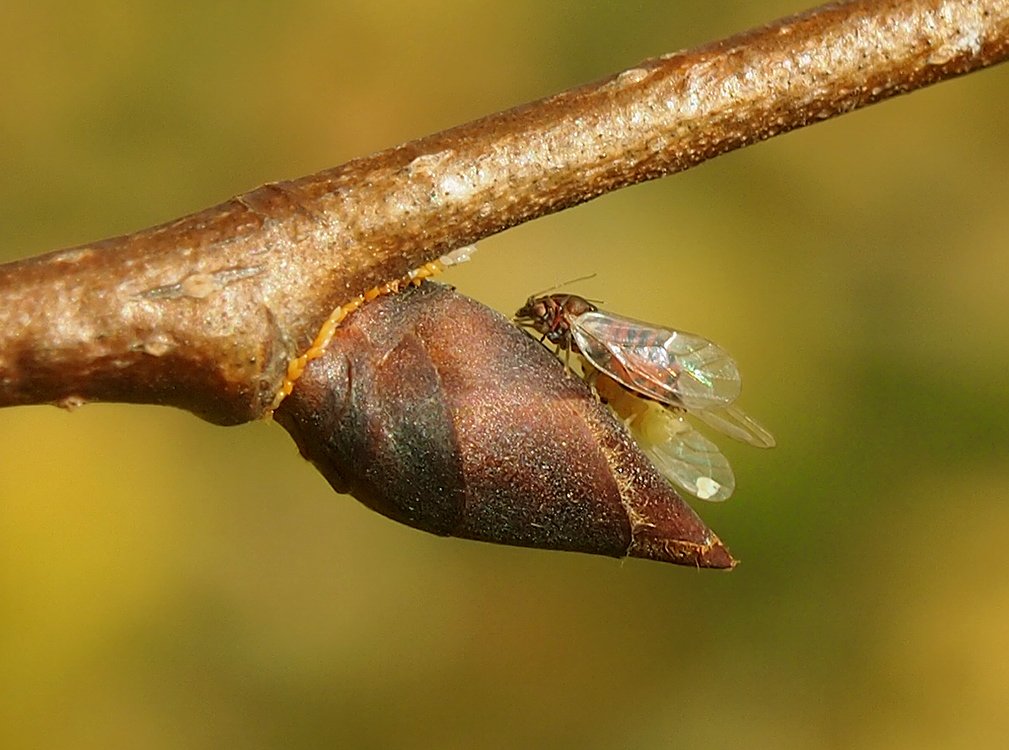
xmin=528 ymin=272 xmax=598 ymax=298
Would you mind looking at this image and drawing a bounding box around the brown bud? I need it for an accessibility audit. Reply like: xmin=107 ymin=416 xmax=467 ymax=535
xmin=275 ymin=282 xmax=735 ymax=569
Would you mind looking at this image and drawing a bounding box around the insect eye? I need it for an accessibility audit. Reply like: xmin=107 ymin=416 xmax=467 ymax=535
xmin=533 ymin=302 xmax=547 ymax=318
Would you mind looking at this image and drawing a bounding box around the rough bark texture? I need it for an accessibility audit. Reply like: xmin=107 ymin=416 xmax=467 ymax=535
xmin=1 ymin=0 xmax=1007 ymax=424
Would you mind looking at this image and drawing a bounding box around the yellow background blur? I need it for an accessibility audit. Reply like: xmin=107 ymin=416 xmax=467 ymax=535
xmin=3 ymin=2 xmax=1009 ymax=748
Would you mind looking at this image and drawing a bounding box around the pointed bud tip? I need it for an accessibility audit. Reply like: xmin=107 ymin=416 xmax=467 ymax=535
xmin=628 ymin=532 xmax=736 ymax=569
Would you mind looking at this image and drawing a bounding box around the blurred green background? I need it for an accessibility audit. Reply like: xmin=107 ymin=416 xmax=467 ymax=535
xmin=3 ymin=1 xmax=1009 ymax=748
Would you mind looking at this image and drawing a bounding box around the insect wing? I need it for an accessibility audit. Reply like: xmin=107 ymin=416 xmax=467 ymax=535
xmin=632 ymin=404 xmax=736 ymax=502
xmin=693 ymin=403 xmax=777 ymax=449
xmin=591 ymin=371 xmax=735 ymax=502
xmin=572 ymin=310 xmax=742 ymax=411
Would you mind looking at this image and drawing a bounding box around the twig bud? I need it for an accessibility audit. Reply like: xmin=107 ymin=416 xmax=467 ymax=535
xmin=276 ymin=282 xmax=734 ymax=568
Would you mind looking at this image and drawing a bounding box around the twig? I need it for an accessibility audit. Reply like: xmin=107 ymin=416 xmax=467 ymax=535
xmin=1 ymin=0 xmax=1006 ymax=424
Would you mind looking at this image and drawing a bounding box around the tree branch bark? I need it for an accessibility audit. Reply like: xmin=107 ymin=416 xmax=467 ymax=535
xmin=1 ymin=0 xmax=1007 ymax=425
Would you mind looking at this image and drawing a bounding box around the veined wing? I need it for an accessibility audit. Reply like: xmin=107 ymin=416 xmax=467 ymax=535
xmin=572 ymin=310 xmax=741 ymax=411
xmin=592 ymin=372 xmax=735 ymax=502
xmin=627 ymin=399 xmax=736 ymax=502
xmin=642 ymin=417 xmax=735 ymax=501
xmin=694 ymin=403 xmax=776 ymax=449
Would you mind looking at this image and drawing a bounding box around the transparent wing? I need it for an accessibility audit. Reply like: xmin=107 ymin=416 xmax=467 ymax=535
xmin=632 ymin=406 xmax=736 ymax=502
xmin=572 ymin=310 xmax=741 ymax=411
xmin=693 ymin=403 xmax=776 ymax=448
xmin=591 ymin=371 xmax=736 ymax=502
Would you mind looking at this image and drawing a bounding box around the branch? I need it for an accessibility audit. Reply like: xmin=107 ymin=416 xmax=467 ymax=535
xmin=2 ymin=0 xmax=1007 ymax=424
